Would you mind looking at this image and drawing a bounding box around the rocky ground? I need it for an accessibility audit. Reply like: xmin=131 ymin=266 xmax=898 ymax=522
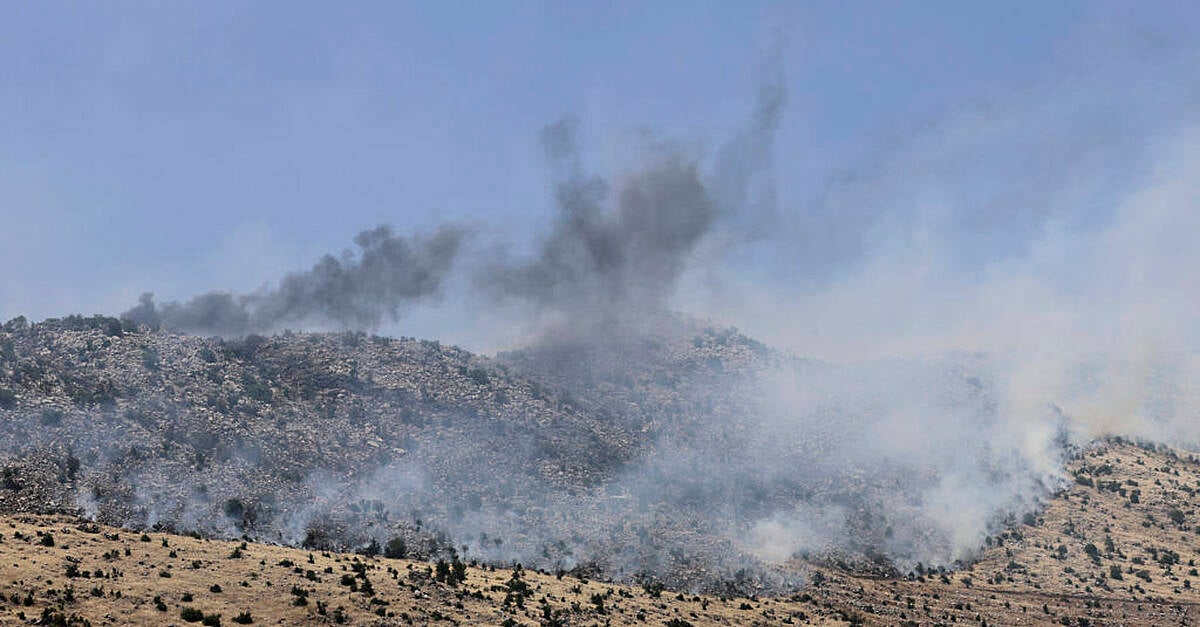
xmin=0 ymin=315 xmax=789 ymax=592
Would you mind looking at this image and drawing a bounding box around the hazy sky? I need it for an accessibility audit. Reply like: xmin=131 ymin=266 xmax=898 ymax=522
xmin=2 ymin=1 xmax=1197 ymax=349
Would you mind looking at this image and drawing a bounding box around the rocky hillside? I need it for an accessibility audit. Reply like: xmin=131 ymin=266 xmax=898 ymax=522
xmin=0 ymin=314 xmax=788 ymax=592
xmin=7 ymin=312 xmax=1200 ymax=621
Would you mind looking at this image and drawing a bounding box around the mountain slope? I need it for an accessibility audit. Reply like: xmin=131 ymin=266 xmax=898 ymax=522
xmin=0 ymin=316 xmax=791 ymax=592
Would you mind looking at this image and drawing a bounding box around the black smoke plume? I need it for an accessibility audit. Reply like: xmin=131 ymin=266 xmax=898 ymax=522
xmin=122 ymin=225 xmax=465 ymax=336
xmin=480 ymin=62 xmax=784 ymax=336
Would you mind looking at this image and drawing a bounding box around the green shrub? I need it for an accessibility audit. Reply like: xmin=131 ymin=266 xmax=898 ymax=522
xmin=384 ymin=537 xmax=407 ymax=559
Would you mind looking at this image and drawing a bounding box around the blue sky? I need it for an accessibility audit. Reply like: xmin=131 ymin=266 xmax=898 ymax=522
xmin=2 ymin=1 xmax=1197 ymax=348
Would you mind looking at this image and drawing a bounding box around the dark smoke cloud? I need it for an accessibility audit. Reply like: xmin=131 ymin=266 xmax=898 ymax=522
xmin=123 ymin=225 xmax=465 ymax=336
xmin=482 ymin=120 xmax=716 ymax=326
xmin=478 ymin=67 xmax=785 ymax=335
xmin=119 ymin=40 xmax=785 ymax=343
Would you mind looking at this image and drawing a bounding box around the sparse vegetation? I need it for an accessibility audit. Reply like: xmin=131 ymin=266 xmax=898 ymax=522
xmin=2 ymin=323 xmax=1200 ymax=625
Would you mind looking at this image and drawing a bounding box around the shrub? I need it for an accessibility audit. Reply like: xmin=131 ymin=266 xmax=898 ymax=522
xmin=360 ymin=539 xmax=380 ymax=557
xmin=39 ymin=409 xmax=63 ymax=426
xmin=384 ymin=537 xmax=407 ymax=559
xmin=231 ymin=612 xmax=253 ymax=625
xmin=181 ymin=607 xmax=204 ymax=622
xmin=240 ymin=375 xmax=272 ymax=403
xmin=2 ymin=316 xmax=27 ymax=332
xmin=0 ymin=389 xmax=15 ymax=410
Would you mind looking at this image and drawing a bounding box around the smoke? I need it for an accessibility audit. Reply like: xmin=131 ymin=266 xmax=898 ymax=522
xmin=122 ymin=224 xmax=466 ymax=336
xmin=665 ymin=28 xmax=1200 ymax=568
xmin=482 ymin=119 xmax=715 ymax=329
xmin=34 ymin=17 xmax=1200 ymax=590
xmin=478 ymin=54 xmax=784 ymax=339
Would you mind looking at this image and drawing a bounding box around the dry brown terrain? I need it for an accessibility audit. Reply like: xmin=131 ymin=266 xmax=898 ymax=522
xmin=806 ymin=438 xmax=1200 ymax=625
xmin=0 ymin=513 xmax=842 ymax=626
xmin=3 ymin=438 xmax=1200 ymax=626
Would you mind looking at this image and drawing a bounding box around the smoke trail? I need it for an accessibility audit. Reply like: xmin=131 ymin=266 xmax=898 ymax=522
xmin=122 ymin=225 xmax=466 ymax=336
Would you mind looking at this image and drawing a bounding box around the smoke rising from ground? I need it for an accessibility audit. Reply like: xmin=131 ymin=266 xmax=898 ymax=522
xmin=122 ymin=225 xmax=465 ymax=336
xmin=34 ymin=28 xmax=1200 ymax=589
xmin=672 ymin=38 xmax=1200 ymax=568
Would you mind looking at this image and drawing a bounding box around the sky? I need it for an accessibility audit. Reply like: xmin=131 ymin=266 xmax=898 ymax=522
xmin=2 ymin=1 xmax=1199 ymax=353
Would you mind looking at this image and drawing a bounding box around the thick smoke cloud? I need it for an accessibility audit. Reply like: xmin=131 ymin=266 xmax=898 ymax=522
xmin=122 ymin=225 xmax=465 ymax=336
xmin=479 ymin=61 xmax=784 ymax=337
xmin=82 ymin=25 xmax=1200 ymax=588
xmin=483 ymin=123 xmax=715 ymax=327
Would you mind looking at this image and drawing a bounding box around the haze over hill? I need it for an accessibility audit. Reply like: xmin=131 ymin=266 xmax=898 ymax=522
xmin=6 ymin=29 xmax=1200 ymax=598
xmin=5 ymin=7 xmax=1200 ymax=627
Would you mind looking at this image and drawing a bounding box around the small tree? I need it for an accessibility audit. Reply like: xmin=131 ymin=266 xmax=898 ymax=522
xmin=384 ymin=537 xmax=407 ymax=559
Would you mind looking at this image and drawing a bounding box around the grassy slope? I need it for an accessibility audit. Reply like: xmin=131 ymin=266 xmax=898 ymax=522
xmin=0 ymin=514 xmax=842 ymax=626
xmin=3 ymin=438 xmax=1200 ymax=626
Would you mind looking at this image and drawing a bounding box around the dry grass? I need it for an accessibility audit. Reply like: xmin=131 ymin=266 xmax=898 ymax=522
xmin=807 ymin=439 xmax=1200 ymax=625
xmin=4 ymin=439 xmax=1200 ymax=625
xmin=0 ymin=514 xmax=842 ymax=626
